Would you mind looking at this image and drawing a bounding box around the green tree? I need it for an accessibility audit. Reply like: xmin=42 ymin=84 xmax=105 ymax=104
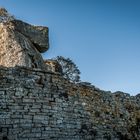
xmin=54 ymin=56 xmax=81 ymax=83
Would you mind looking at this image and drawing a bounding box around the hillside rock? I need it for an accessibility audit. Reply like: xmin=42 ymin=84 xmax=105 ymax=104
xmin=0 ymin=19 xmax=49 ymax=70
xmin=11 ymin=20 xmax=49 ymax=53
xmin=44 ymin=59 xmax=63 ymax=73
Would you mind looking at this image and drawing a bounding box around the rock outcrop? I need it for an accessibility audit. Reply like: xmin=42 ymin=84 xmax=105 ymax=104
xmin=0 ymin=18 xmax=49 ymax=69
xmin=44 ymin=59 xmax=63 ymax=73
xmin=0 ymin=9 xmax=140 ymax=140
xmin=11 ymin=20 xmax=49 ymax=53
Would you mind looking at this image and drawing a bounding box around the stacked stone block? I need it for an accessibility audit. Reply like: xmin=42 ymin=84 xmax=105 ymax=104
xmin=0 ymin=66 xmax=140 ymax=140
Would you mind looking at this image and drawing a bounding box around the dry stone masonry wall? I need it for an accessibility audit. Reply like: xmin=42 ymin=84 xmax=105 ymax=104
xmin=0 ymin=9 xmax=140 ymax=140
xmin=0 ymin=66 xmax=140 ymax=140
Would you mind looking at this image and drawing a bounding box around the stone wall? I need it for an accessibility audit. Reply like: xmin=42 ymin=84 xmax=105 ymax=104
xmin=0 ymin=9 xmax=140 ymax=140
xmin=0 ymin=66 xmax=140 ymax=140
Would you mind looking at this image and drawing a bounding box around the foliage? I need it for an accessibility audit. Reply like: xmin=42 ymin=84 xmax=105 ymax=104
xmin=0 ymin=8 xmax=14 ymax=23
xmin=54 ymin=56 xmax=81 ymax=83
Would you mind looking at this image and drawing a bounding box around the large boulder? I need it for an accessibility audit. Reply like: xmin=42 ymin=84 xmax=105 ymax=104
xmin=44 ymin=59 xmax=63 ymax=73
xmin=0 ymin=20 xmax=48 ymax=70
xmin=10 ymin=19 xmax=49 ymax=53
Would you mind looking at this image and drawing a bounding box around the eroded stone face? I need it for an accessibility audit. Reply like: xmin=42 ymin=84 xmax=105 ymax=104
xmin=0 ymin=66 xmax=140 ymax=140
xmin=44 ymin=59 xmax=63 ymax=73
xmin=11 ymin=20 xmax=49 ymax=53
xmin=0 ymin=20 xmax=49 ymax=70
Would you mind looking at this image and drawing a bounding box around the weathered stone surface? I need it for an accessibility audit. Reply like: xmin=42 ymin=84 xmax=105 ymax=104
xmin=0 ymin=9 xmax=140 ymax=140
xmin=44 ymin=59 xmax=63 ymax=73
xmin=0 ymin=66 xmax=140 ymax=140
xmin=11 ymin=20 xmax=49 ymax=53
xmin=0 ymin=21 xmax=47 ymax=70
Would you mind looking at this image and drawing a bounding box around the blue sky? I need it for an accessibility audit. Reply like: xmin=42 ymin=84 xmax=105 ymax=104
xmin=1 ymin=0 xmax=140 ymax=95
